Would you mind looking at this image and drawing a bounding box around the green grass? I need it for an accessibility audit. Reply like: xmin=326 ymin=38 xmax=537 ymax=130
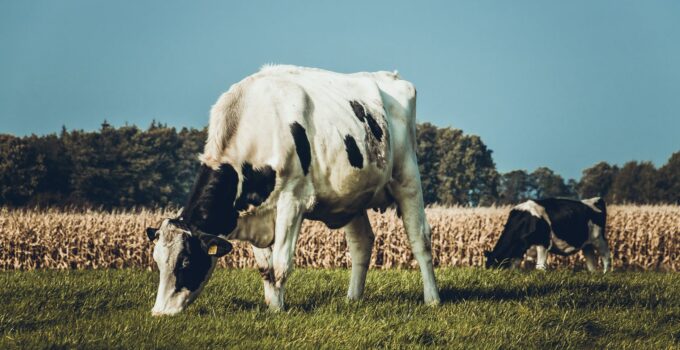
xmin=1 ymin=269 xmax=680 ymax=349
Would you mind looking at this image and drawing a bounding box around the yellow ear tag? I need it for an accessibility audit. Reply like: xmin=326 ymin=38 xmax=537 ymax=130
xmin=208 ymin=244 xmax=218 ymax=256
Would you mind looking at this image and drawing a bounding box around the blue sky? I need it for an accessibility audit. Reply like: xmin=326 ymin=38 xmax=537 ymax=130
xmin=1 ymin=1 xmax=679 ymax=179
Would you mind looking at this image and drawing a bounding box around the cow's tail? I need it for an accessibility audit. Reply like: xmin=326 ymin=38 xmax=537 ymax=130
xmin=200 ymin=85 xmax=243 ymax=168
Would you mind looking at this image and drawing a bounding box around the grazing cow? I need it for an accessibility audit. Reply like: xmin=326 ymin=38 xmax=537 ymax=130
xmin=145 ymin=65 xmax=440 ymax=315
xmin=484 ymin=197 xmax=612 ymax=272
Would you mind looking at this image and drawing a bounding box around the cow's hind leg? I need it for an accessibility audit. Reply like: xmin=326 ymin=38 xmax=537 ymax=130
xmin=582 ymin=245 xmax=598 ymax=272
xmin=268 ymin=191 xmax=305 ymax=311
xmin=344 ymin=212 xmax=375 ymax=300
xmin=391 ymin=161 xmax=440 ymax=305
xmin=252 ymin=246 xmax=279 ymax=306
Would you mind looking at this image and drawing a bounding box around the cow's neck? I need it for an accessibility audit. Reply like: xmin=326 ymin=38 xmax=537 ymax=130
xmin=182 ymin=164 xmax=240 ymax=235
xmin=182 ymin=160 xmax=279 ymax=247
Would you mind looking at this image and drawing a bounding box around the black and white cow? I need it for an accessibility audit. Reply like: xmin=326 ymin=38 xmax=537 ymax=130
xmin=145 ymin=65 xmax=440 ymax=315
xmin=484 ymin=197 xmax=612 ymax=272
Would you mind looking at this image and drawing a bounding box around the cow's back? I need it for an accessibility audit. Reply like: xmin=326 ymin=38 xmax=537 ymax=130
xmin=534 ymin=198 xmax=603 ymax=253
xmin=202 ymin=65 xmax=417 ymax=228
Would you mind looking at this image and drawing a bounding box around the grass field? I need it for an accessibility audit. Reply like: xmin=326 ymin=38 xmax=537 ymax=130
xmin=2 ymin=268 xmax=679 ymax=349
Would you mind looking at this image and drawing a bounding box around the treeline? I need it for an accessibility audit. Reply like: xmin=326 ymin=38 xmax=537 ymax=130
xmin=0 ymin=122 xmax=204 ymax=208
xmin=0 ymin=121 xmax=678 ymax=208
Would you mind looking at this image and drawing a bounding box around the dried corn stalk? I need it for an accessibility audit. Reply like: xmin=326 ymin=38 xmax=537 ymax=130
xmin=0 ymin=206 xmax=678 ymax=271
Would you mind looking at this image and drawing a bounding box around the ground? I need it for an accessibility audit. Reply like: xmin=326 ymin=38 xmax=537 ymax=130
xmin=1 ymin=268 xmax=679 ymax=349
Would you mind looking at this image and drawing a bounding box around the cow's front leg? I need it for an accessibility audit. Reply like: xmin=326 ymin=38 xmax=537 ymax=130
xmin=534 ymin=245 xmax=548 ymax=270
xmin=343 ymin=212 xmax=375 ymax=300
xmin=582 ymin=245 xmax=598 ymax=272
xmin=252 ymin=246 xmax=279 ymax=307
xmin=594 ymin=236 xmax=613 ymax=273
xmin=524 ymin=245 xmax=537 ymax=269
xmin=269 ymin=192 xmax=304 ymax=311
xmin=391 ymin=161 xmax=441 ymax=305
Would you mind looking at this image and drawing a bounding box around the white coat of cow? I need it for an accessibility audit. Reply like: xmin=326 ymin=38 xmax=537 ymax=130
xmin=145 ymin=65 xmax=440 ymax=315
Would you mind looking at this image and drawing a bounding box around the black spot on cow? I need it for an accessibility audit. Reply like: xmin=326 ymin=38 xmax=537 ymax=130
xmin=534 ymin=198 xmax=596 ymax=250
xmin=173 ymin=235 xmax=213 ymax=292
xmin=349 ymin=100 xmax=365 ymax=122
xmin=290 ymin=122 xmax=311 ymax=175
xmin=364 ymin=113 xmax=383 ymax=141
xmin=343 ymin=135 xmax=363 ymax=169
xmin=181 ymin=164 xmax=239 ymax=235
xmin=350 ymin=100 xmax=383 ymax=142
xmin=235 ymin=163 xmax=277 ymax=211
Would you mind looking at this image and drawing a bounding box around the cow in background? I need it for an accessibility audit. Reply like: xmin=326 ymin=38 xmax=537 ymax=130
xmin=485 ymin=197 xmax=611 ymax=272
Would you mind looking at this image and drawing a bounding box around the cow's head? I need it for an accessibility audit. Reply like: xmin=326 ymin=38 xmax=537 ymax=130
xmin=146 ymin=215 xmax=233 ymax=316
xmin=146 ymin=164 xmax=241 ymax=315
xmin=484 ymin=250 xmax=514 ymax=269
xmin=485 ymin=208 xmax=546 ymax=269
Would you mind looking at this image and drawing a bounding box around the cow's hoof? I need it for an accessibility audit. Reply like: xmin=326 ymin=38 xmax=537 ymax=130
xmin=424 ymin=297 xmax=441 ymax=306
xmin=346 ymin=292 xmax=365 ymax=301
xmin=267 ymin=304 xmax=285 ymax=312
xmin=151 ymin=310 xmax=180 ymax=317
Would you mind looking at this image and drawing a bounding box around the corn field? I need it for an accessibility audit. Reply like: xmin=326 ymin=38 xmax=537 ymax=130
xmin=1 ymin=206 xmax=679 ymax=271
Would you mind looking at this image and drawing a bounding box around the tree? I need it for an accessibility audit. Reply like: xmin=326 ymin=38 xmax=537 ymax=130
xmin=28 ymin=133 xmax=72 ymax=205
xmin=416 ymin=125 xmax=498 ymax=206
xmin=62 ymin=123 xmax=124 ymax=207
xmin=529 ymin=167 xmax=573 ymax=199
xmin=566 ymin=179 xmax=579 ymax=199
xmin=498 ymin=170 xmax=532 ymax=205
xmin=0 ymin=135 xmax=47 ymax=205
xmin=457 ymin=135 xmax=499 ymax=206
xmin=658 ymin=152 xmax=680 ymax=204
xmin=122 ymin=124 xmax=185 ymax=206
xmin=176 ymin=127 xmax=207 ymax=203
xmin=416 ymin=123 xmax=440 ymax=205
xmin=2 ymin=118 xmax=677 ymax=208
xmin=609 ymin=161 xmax=659 ymax=204
xmin=578 ymin=162 xmax=619 ymax=200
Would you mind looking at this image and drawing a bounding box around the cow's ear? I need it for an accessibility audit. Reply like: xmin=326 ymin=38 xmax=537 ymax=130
xmin=146 ymin=227 xmax=159 ymax=241
xmin=199 ymin=234 xmax=233 ymax=258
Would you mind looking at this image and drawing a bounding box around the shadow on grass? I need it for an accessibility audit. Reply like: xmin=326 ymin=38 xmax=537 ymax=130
xmin=439 ymin=284 xmax=563 ymax=303
xmin=228 ymin=297 xmax=260 ymax=311
xmin=295 ymin=288 xmax=347 ymax=312
xmin=367 ymin=284 xmax=561 ymax=304
xmin=0 ymin=318 xmax=61 ymax=333
xmin=365 ymin=276 xmax=672 ymax=310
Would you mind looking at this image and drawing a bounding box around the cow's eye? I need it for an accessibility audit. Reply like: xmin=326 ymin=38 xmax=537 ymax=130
xmin=182 ymin=258 xmax=190 ymax=269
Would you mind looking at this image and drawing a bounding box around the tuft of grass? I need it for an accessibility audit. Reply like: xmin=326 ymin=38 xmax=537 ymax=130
xmin=1 ymin=268 xmax=679 ymax=349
